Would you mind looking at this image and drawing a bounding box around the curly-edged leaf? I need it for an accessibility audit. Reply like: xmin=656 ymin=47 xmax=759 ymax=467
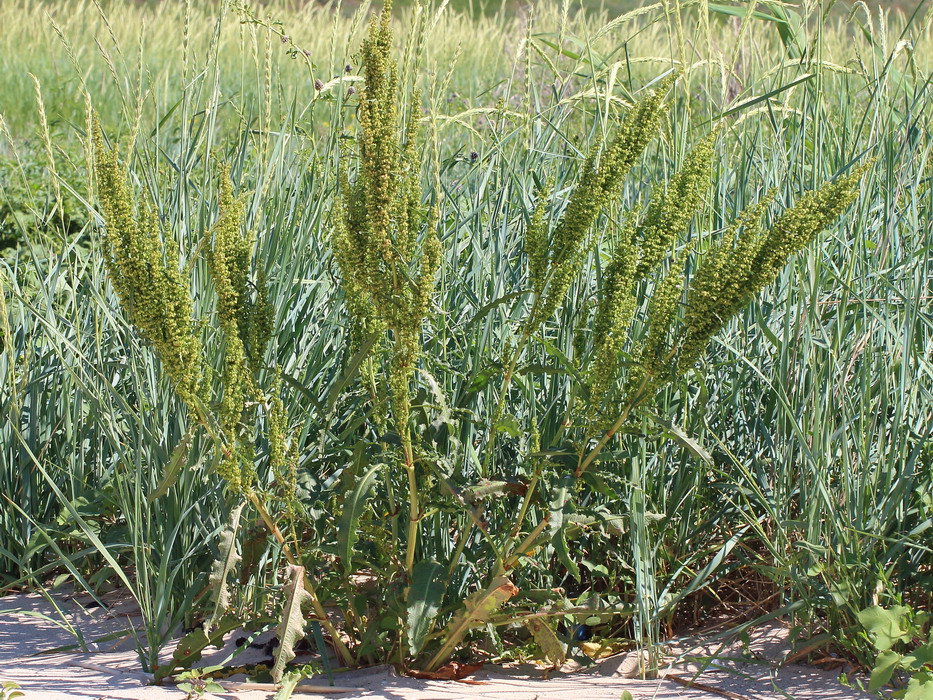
xmin=407 ymin=560 xmax=445 ymax=656
xmin=272 ymin=565 xmax=312 ymax=683
xmin=858 ymin=605 xmax=912 ymax=651
xmin=337 ymin=462 xmax=381 ymax=572
xmin=902 ymin=671 xmax=933 ymax=700
xmin=147 ymin=424 xmax=196 ymax=502
xmin=206 ymin=502 xmax=245 ymax=633
xmin=548 ymin=476 xmax=580 ymax=582
xmin=461 ymin=480 xmax=526 ymax=504
xmin=525 ymin=617 xmax=566 ymax=668
xmin=155 ymin=615 xmax=243 ymax=682
xmin=426 ymin=576 xmax=519 ymax=671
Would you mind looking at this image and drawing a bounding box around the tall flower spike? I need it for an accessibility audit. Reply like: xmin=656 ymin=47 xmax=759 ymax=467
xmin=93 ymin=120 xmax=203 ymax=406
xmin=678 ymin=164 xmax=869 ymax=374
xmin=585 ymin=214 xmax=638 ymax=421
xmin=208 ymin=166 xmax=269 ymax=493
xmin=524 ymin=179 xmax=552 ymax=298
xmin=532 ymin=72 xmax=676 ymax=329
xmin=635 ymin=132 xmax=715 ymax=280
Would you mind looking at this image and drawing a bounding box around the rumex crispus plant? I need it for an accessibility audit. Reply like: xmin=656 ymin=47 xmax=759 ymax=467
xmin=90 ymin=0 xmax=870 ymax=683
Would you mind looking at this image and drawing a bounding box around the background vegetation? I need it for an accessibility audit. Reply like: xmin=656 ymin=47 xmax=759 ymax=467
xmin=1 ymin=0 xmax=931 ymax=688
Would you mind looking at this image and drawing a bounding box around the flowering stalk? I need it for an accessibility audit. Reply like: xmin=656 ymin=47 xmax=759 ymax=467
xmin=330 ymin=0 xmax=441 ymax=579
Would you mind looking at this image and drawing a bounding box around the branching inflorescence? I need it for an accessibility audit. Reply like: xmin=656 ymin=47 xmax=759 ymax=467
xmin=330 ymin=0 xmax=441 ymax=575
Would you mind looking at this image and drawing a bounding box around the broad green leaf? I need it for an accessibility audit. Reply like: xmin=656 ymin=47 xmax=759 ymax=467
xmin=869 ymin=649 xmax=901 ymax=691
xmin=525 ymin=617 xmax=566 ymax=668
xmin=206 ymin=502 xmax=245 ymax=633
xmin=336 ymin=462 xmax=381 ymax=572
xmin=904 ymin=642 xmax=933 ymax=670
xmin=407 ymin=560 xmax=445 ymax=656
xmin=859 ymin=606 xmax=912 ymax=651
xmin=272 ymin=565 xmax=312 ymax=683
xmin=901 ymin=672 xmax=933 ymax=700
xmin=548 ymin=477 xmax=580 ymax=582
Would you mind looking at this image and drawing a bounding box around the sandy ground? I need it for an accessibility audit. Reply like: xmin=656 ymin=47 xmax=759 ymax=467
xmin=0 ymin=592 xmax=873 ymax=700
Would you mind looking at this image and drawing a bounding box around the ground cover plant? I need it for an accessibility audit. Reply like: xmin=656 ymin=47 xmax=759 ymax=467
xmin=1 ymin=0 xmax=932 ymax=695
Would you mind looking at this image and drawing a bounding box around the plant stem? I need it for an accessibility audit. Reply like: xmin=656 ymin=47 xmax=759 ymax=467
xmin=481 ymin=326 xmax=533 ymax=477
xmin=246 ymin=491 xmax=355 ymax=667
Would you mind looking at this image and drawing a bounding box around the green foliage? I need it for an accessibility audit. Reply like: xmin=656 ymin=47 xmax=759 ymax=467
xmin=1 ymin=0 xmax=927 ymax=687
xmin=176 ymin=666 xmax=226 ymax=700
xmin=272 ymin=565 xmax=313 ymax=683
xmin=859 ymin=605 xmax=933 ymax=696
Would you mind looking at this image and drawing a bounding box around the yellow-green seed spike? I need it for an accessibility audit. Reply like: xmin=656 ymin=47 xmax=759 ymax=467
xmin=585 ymin=216 xmax=638 ymax=419
xmin=635 ymin=132 xmax=715 ymax=280
xmin=534 ymin=72 xmax=675 ymax=329
xmin=92 ymin=119 xmax=203 ymax=407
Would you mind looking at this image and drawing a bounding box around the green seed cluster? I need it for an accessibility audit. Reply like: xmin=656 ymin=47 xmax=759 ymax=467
xmin=584 ymin=215 xmax=638 ymax=420
xmin=268 ymin=380 xmax=300 ymax=528
xmin=93 ymin=122 xmax=203 ymax=407
xmin=634 ymin=133 xmax=715 ymax=280
xmin=524 ymin=179 xmax=551 ymax=298
xmin=331 ymin=0 xmax=440 ymax=435
xmin=208 ymin=167 xmax=274 ymax=493
xmin=583 ymin=132 xmax=713 ymax=420
xmin=527 ymin=74 xmax=676 ymax=330
xmin=677 ymin=165 xmax=868 ymax=374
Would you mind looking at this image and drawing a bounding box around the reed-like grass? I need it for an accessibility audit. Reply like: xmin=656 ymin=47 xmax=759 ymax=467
xmin=1 ymin=0 xmax=931 ymax=677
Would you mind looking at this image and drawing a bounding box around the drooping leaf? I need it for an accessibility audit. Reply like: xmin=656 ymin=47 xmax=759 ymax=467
xmin=548 ymin=476 xmax=580 ymax=582
xmin=643 ymin=413 xmax=713 ymax=465
xmin=206 ymin=502 xmax=245 ymax=633
xmin=461 ymin=480 xmax=526 ymax=504
xmin=407 ymin=560 xmax=445 ymax=656
xmin=426 ymin=576 xmax=519 ymax=671
xmin=336 ymin=462 xmax=382 ymax=572
xmin=525 ymin=617 xmax=566 ymax=668
xmin=272 ymin=565 xmax=312 ymax=683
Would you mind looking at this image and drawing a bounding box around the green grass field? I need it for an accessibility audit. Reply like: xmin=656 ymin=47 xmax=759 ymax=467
xmin=1 ymin=0 xmax=931 ymax=691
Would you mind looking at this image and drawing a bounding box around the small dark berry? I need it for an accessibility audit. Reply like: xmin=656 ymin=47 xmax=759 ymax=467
xmin=345 ymin=64 xmax=352 ymax=73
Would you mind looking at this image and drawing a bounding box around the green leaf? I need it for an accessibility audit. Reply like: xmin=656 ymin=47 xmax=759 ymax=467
xmin=548 ymin=477 xmax=580 ymax=582
xmin=336 ymin=462 xmax=381 ymax=572
xmin=272 ymin=565 xmax=313 ymax=683
xmin=147 ymin=424 xmax=196 ymax=502
xmin=643 ymin=413 xmax=713 ymax=464
xmin=869 ymin=649 xmax=901 ymax=691
xmin=525 ymin=617 xmax=566 ymax=668
xmin=859 ymin=605 xmax=912 ymax=651
xmin=901 ymin=672 xmax=933 ymax=700
xmin=155 ymin=615 xmax=243 ymax=682
xmin=407 ymin=560 xmax=445 ymax=656
xmin=903 ymin=642 xmax=933 ymax=670
xmin=206 ymin=502 xmax=245 ymax=633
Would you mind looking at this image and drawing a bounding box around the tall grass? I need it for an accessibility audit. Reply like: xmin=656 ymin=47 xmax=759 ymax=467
xmin=1 ymin=0 xmax=931 ymax=676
